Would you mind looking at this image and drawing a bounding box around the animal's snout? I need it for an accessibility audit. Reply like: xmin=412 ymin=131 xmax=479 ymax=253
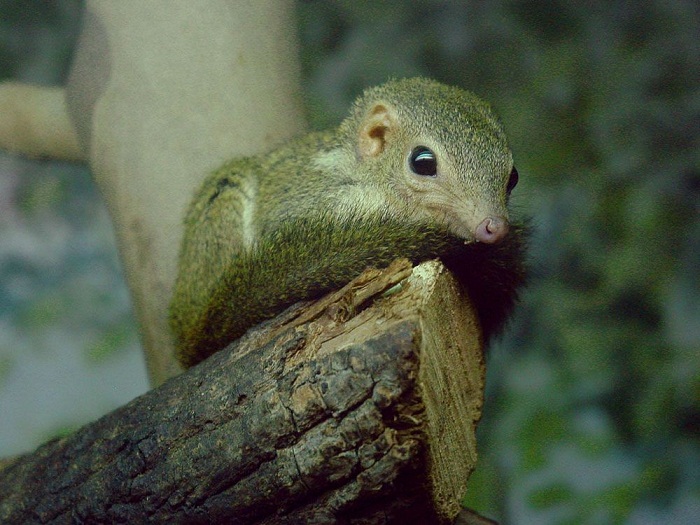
xmin=475 ymin=216 xmax=509 ymax=244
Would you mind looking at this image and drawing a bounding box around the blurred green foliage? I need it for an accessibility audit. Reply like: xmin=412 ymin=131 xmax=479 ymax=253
xmin=1 ymin=1 xmax=697 ymax=523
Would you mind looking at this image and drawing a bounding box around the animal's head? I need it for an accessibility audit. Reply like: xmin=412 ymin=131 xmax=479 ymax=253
xmin=345 ymin=77 xmax=518 ymax=244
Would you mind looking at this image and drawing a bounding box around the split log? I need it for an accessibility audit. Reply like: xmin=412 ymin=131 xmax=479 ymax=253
xmin=0 ymin=259 xmax=486 ymax=524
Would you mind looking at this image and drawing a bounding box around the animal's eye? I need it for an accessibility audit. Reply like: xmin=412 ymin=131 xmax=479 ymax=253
xmin=507 ymin=166 xmax=519 ymax=194
xmin=409 ymin=146 xmax=437 ymax=176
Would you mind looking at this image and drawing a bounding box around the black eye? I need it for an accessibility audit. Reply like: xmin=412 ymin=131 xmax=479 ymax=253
xmin=409 ymin=146 xmax=437 ymax=176
xmin=507 ymin=166 xmax=519 ymax=194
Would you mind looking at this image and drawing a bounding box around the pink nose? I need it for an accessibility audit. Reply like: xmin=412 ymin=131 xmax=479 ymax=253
xmin=475 ymin=216 xmax=509 ymax=244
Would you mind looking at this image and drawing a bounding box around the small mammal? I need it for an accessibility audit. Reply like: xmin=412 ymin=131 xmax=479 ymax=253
xmin=170 ymin=77 xmax=526 ymax=368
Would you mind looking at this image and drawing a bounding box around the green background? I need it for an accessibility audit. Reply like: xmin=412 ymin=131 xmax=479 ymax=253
xmin=1 ymin=1 xmax=698 ymax=523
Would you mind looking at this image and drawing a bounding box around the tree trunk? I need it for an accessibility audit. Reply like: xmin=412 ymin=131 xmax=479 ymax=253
xmin=0 ymin=259 xmax=486 ymax=524
xmin=0 ymin=0 xmax=306 ymax=385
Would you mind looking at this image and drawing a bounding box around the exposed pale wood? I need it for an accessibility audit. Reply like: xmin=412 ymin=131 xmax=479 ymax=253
xmin=412 ymin=262 xmax=485 ymax=519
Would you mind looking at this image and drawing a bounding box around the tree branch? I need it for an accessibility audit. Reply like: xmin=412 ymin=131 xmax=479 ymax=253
xmin=0 ymin=260 xmax=486 ymax=524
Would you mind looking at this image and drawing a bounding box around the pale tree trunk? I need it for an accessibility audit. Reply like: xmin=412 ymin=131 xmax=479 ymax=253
xmin=68 ymin=0 xmax=306 ymax=384
xmin=0 ymin=0 xmax=306 ymax=385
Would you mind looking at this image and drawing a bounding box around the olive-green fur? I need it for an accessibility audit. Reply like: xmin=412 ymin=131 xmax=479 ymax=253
xmin=341 ymin=78 xmax=512 ymax=204
xmin=170 ymin=78 xmax=527 ymax=368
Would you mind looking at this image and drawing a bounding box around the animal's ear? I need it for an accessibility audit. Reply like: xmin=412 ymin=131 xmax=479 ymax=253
xmin=357 ymin=103 xmax=398 ymax=160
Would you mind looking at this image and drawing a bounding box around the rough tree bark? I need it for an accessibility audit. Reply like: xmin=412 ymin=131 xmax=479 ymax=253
xmin=0 ymin=260 xmax=487 ymax=524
